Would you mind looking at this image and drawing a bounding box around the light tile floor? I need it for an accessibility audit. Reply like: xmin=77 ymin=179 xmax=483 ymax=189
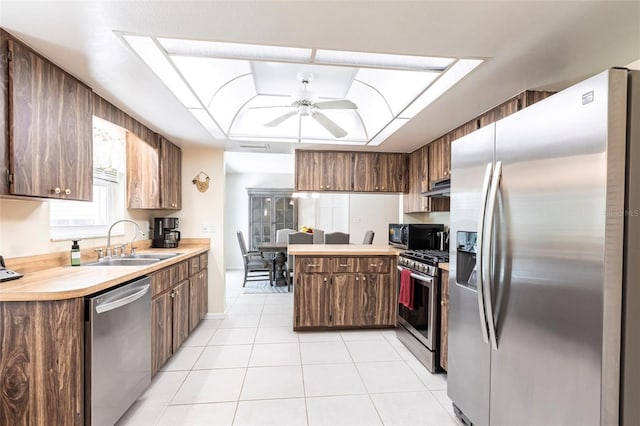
xmin=117 ymin=270 xmax=459 ymax=426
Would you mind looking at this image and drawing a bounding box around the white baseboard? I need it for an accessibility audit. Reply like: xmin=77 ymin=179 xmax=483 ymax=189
xmin=205 ymin=313 xmax=226 ymax=320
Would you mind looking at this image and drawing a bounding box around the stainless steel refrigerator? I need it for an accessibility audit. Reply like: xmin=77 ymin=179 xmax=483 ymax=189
xmin=448 ymin=68 xmax=640 ymax=425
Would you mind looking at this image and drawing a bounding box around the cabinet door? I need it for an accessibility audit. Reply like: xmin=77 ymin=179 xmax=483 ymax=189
xmin=151 ymin=292 xmax=173 ymax=375
xmin=419 ymin=146 xmax=430 ymax=194
xmin=295 ymin=150 xmax=321 ymax=191
xmin=378 ymin=153 xmax=407 ymax=192
xmin=172 ymin=280 xmax=190 ymax=351
xmin=127 ymin=132 xmax=161 ymax=208
xmin=189 ymin=269 xmax=208 ymax=332
xmin=331 ymin=274 xmax=365 ymax=326
xmin=159 ymin=137 xmax=181 ymax=209
xmin=295 ymin=274 xmax=330 ymax=328
xmin=440 ymin=269 xmax=449 ymax=371
xmin=352 ymin=152 xmax=376 ymax=192
xmin=404 ymin=149 xmax=426 ymax=213
xmin=428 ymin=136 xmax=450 ymax=184
xmin=8 ymin=39 xmax=92 ymax=201
xmin=323 ymin=152 xmax=352 ymax=191
xmin=199 ymin=268 xmax=209 ymax=322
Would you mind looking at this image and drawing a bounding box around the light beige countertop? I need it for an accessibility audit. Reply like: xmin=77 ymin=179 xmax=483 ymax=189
xmin=439 ymin=262 xmax=450 ymax=271
xmin=0 ymin=244 xmax=209 ymax=302
xmin=288 ymin=244 xmax=402 ymax=256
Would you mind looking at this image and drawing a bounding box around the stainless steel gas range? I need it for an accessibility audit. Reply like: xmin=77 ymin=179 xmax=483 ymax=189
xmin=396 ymin=249 xmax=449 ymax=373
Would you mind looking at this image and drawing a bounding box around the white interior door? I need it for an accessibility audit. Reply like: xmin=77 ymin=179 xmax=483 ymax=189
xmin=315 ymin=194 xmax=349 ymax=233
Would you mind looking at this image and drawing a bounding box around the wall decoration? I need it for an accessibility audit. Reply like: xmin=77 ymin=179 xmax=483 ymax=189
xmin=192 ymin=171 xmax=210 ymax=192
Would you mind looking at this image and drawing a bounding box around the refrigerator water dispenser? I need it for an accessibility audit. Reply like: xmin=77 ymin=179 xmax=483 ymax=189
xmin=456 ymin=231 xmax=477 ymax=289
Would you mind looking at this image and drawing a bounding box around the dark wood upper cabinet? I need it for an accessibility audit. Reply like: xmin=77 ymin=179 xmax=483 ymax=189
xmin=296 ymin=150 xmax=352 ymax=191
xmin=6 ymin=36 xmax=92 ymax=201
xmin=127 ymin=133 xmax=182 ymax=210
xmin=354 ymin=152 xmax=407 ymax=192
xmin=127 ymin=132 xmax=161 ymax=209
xmin=159 ymin=136 xmax=182 ymax=209
xmin=296 ymin=150 xmax=406 ymax=193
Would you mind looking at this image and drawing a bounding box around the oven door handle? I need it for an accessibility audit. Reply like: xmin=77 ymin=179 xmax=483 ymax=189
xmin=397 ymin=265 xmax=434 ymax=285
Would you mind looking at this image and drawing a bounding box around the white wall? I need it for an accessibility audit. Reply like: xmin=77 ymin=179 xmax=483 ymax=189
xmin=224 ymin=172 xmax=294 ymax=270
xmin=299 ymin=193 xmax=402 ymax=245
xmin=178 ymin=147 xmax=226 ymax=314
xmin=0 ymin=197 xmax=150 ymax=258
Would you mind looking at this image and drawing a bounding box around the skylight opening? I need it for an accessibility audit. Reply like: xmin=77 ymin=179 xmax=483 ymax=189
xmin=122 ymin=35 xmax=484 ymax=147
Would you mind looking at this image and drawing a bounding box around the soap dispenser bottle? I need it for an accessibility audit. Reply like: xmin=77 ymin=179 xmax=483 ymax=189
xmin=71 ymin=240 xmax=81 ymax=266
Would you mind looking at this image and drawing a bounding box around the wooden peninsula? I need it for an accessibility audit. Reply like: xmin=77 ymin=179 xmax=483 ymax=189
xmin=288 ymin=244 xmax=400 ymax=330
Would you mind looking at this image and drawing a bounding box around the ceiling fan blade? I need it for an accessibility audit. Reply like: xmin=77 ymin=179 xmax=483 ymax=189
xmin=264 ymin=111 xmax=297 ymax=127
xmin=314 ymin=99 xmax=357 ymax=110
xmin=312 ymin=112 xmax=347 ymax=138
xmin=248 ymin=105 xmax=293 ymax=110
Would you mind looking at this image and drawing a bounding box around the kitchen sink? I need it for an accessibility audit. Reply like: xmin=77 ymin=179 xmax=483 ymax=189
xmin=86 ymin=258 xmax=162 ymax=266
xmin=128 ymin=253 xmax=179 ymax=260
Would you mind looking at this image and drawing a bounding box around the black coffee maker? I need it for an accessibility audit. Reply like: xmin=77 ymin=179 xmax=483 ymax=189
xmin=152 ymin=217 xmax=181 ymax=248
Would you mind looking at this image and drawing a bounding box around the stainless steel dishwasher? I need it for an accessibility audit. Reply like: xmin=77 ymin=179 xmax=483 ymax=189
xmin=85 ymin=276 xmax=151 ymax=426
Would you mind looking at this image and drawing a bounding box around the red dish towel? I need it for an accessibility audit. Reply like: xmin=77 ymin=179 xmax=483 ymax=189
xmin=399 ymin=268 xmax=414 ymax=310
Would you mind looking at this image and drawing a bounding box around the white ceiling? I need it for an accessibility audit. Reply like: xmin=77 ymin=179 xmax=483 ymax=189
xmin=1 ymin=1 xmax=639 ymax=154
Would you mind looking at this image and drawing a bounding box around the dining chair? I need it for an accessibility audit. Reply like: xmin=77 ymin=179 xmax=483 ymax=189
xmin=363 ymin=230 xmax=375 ymax=245
xmin=324 ymin=232 xmax=350 ymax=244
xmin=285 ymin=231 xmax=313 ymax=292
xmin=276 ymin=228 xmax=296 ymax=243
xmin=312 ymin=229 xmax=325 ymax=244
xmin=236 ymin=230 xmax=273 ymax=287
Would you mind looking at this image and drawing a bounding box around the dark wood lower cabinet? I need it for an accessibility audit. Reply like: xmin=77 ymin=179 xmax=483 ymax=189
xmin=0 ymin=299 xmax=84 ymax=425
xmin=172 ymin=280 xmax=190 ymax=351
xmin=151 ymin=291 xmax=173 ymax=375
xmin=151 ymin=253 xmax=209 ymax=376
xmin=440 ymin=269 xmax=450 ymax=372
xmin=294 ymin=256 xmax=397 ymax=330
xmin=295 ymin=274 xmax=331 ymax=328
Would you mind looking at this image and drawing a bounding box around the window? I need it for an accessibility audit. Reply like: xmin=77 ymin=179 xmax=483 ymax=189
xmin=49 ymin=117 xmax=126 ymax=240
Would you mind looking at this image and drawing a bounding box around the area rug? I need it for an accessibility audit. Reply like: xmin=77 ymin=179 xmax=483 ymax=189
xmin=243 ymin=280 xmax=290 ymax=294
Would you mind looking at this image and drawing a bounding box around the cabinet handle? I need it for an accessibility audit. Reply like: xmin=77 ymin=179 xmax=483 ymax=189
xmin=170 ymin=291 xmax=175 ymax=299
xmin=64 ymin=188 xmax=71 ymax=195
xmin=53 ymin=187 xmax=61 ymax=194
xmin=362 ymin=276 xmax=366 ymax=281
xmin=324 ymin=277 xmax=328 ymax=282
xmin=338 ymin=263 xmax=351 ymax=267
xmin=355 ymin=276 xmax=359 ymax=281
xmin=369 ymin=264 xmax=378 ymax=267
xmin=381 ymin=187 xmax=385 ymax=190
xmin=307 ymin=263 xmax=319 ymax=267
xmin=375 ymin=186 xmax=379 ymax=190
xmin=320 ymin=185 xmax=324 ymax=189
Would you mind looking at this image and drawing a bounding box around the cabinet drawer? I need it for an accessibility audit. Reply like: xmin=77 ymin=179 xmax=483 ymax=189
xmin=199 ymin=253 xmax=208 ymax=269
xmin=189 ymin=256 xmax=200 ymax=275
xmin=358 ymin=257 xmax=390 ymax=273
xmin=297 ymin=257 xmax=330 ymax=273
xmin=151 ymin=267 xmax=172 ymax=297
xmin=172 ymin=261 xmax=190 ymax=283
xmin=331 ymin=258 xmax=359 ymax=273
xmin=331 ymin=257 xmax=391 ymax=273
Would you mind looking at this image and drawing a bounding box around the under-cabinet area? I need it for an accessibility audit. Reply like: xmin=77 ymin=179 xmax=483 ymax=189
xmin=0 ymin=247 xmax=209 ymax=425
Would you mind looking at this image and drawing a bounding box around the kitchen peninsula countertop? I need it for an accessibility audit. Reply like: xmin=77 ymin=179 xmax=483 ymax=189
xmin=0 ymin=243 xmax=209 ymax=302
xmin=439 ymin=262 xmax=450 ymax=271
xmin=288 ymin=244 xmax=402 ymax=256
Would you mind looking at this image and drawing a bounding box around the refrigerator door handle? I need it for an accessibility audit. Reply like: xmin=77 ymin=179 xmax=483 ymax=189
xmin=475 ymin=162 xmax=493 ymax=345
xmin=483 ymin=161 xmax=502 ymax=351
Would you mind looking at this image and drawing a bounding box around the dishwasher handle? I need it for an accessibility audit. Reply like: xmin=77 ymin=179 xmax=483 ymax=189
xmin=95 ymin=284 xmax=150 ymax=314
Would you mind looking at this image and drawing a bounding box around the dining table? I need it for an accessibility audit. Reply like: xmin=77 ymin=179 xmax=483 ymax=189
xmin=256 ymin=242 xmax=289 ymax=287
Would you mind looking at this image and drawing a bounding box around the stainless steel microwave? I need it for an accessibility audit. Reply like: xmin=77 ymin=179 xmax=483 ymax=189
xmin=388 ymin=223 xmax=444 ymax=250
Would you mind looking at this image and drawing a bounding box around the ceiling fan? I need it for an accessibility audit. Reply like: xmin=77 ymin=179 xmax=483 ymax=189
xmin=249 ymin=72 xmax=357 ymax=138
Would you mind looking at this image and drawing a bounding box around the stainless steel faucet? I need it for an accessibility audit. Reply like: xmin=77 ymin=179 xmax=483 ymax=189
xmin=105 ymin=219 xmax=145 ymax=259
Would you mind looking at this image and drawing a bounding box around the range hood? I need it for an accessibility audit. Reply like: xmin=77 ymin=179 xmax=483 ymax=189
xmin=422 ymin=178 xmax=450 ymax=198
